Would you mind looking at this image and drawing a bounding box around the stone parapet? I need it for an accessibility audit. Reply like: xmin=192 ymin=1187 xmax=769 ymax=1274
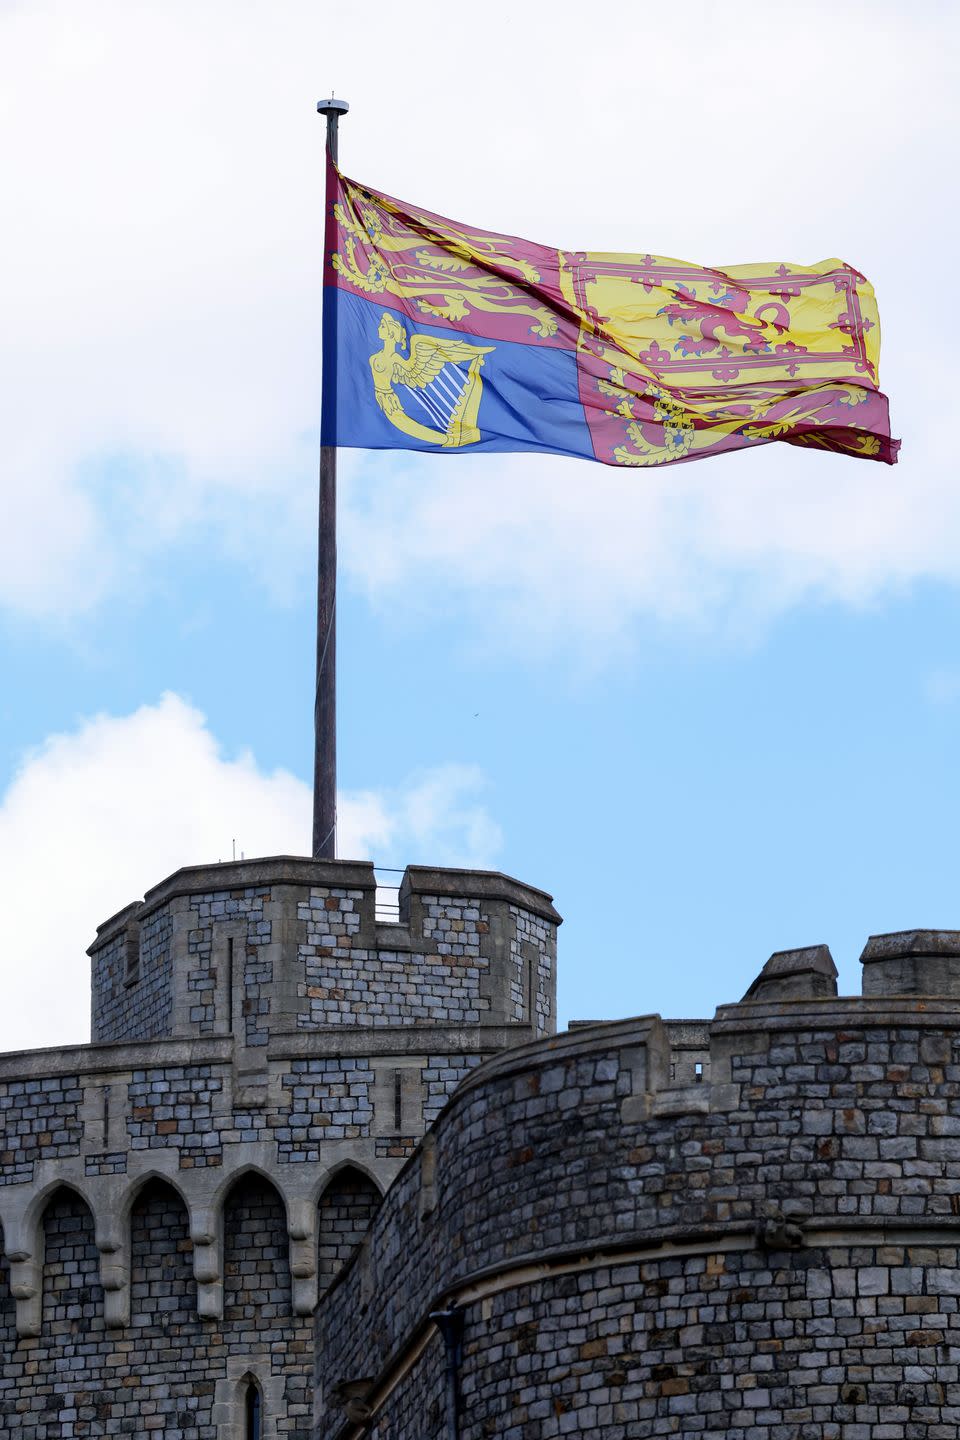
xmin=0 ymin=856 xmax=560 ymax=1438
xmin=88 ymin=856 xmax=559 ymax=1046
xmin=860 ymin=927 xmax=960 ymax=997
xmin=314 ymin=992 xmax=960 ymax=1439
xmin=740 ymin=943 xmax=837 ymax=1002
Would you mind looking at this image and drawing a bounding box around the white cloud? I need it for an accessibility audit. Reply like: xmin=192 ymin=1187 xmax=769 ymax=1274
xmin=0 ymin=1 xmax=958 ymax=636
xmin=341 ymin=426 xmax=960 ymax=653
xmin=0 ymin=695 xmax=500 ymax=1052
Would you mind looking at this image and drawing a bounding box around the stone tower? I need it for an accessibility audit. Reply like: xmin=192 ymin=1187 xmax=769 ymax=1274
xmin=313 ymin=932 xmax=960 ymax=1439
xmin=0 ymin=855 xmax=559 ymax=1436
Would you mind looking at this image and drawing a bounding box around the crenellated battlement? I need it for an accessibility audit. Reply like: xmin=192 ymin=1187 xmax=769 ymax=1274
xmin=89 ymin=856 xmax=559 ymax=1048
xmin=0 ymin=854 xmax=560 ymax=1389
xmin=10 ymin=887 xmax=960 ymax=1438
xmin=314 ymin=978 xmax=960 ymax=1440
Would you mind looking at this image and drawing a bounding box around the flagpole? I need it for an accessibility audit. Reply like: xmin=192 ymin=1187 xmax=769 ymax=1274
xmin=313 ymin=96 xmax=348 ymax=860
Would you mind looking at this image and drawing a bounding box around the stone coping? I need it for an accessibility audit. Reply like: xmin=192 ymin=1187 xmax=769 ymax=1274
xmin=713 ymin=991 xmax=960 ymax=1031
xmin=442 ymin=1014 xmax=666 ymax=1100
xmin=741 ymin=944 xmax=837 ymax=1001
xmin=17 ymin=996 xmax=960 ymax=1088
xmin=89 ymin=900 xmax=142 ymax=944
xmin=89 ymin=856 xmax=377 ymax=948
xmin=0 ymin=1024 xmax=534 ymax=1081
xmin=275 ymin=1023 xmax=538 ymax=1059
xmin=860 ymin=927 xmax=960 ymax=961
xmin=399 ymin=865 xmax=561 ymax=925
xmin=429 ymin=995 xmax=960 ymax=1105
xmin=328 ymin=1208 xmax=960 ymax=1318
xmin=89 ymin=855 xmax=561 ymax=951
xmin=0 ymin=1034 xmax=234 ymax=1078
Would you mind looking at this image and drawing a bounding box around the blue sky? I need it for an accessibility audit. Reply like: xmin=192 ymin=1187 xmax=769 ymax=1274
xmin=1 ymin=0 xmax=958 ymax=1049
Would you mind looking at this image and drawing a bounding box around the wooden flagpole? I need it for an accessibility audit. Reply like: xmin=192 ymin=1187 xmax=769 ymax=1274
xmin=313 ymin=97 xmax=348 ymax=859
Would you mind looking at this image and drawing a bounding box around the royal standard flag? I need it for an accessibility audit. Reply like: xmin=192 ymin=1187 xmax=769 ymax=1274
xmin=325 ymin=165 xmax=898 ymax=468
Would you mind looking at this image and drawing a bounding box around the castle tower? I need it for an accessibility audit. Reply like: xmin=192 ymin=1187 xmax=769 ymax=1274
xmin=0 ymin=855 xmax=559 ymax=1436
xmin=314 ymin=933 xmax=960 ymax=1438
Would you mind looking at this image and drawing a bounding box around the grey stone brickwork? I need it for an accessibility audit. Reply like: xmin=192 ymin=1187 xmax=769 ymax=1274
xmin=421 ymin=1054 xmax=483 ymax=1127
xmin=0 ymin=856 xmax=559 ymax=1438
xmin=89 ymin=858 xmax=559 ymax=1047
xmin=0 ymin=1074 xmax=83 ymax=1186
xmin=317 ymin=1170 xmax=382 ymax=1292
xmin=298 ymin=889 xmax=485 ymax=1028
xmin=313 ymin=929 xmax=960 ymax=1439
xmin=89 ymin=905 xmax=175 ymax=1045
xmin=0 ymin=1176 xmax=316 ymax=1436
xmin=510 ymin=902 xmax=554 ymax=1031
xmin=450 ymin=1244 xmax=960 ymax=1437
xmin=279 ymin=1059 xmax=374 ymax=1161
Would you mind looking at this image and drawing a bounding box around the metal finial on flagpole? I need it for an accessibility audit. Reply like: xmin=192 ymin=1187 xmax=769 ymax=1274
xmin=313 ymin=96 xmax=348 ymax=860
xmin=316 ymin=97 xmax=349 ymax=163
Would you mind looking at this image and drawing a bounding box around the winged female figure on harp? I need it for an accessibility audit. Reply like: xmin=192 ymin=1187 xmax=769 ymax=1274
xmin=368 ymin=311 xmax=494 ymax=448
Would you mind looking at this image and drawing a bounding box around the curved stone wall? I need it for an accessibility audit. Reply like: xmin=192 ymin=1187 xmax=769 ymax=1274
xmin=314 ymin=993 xmax=960 ymax=1438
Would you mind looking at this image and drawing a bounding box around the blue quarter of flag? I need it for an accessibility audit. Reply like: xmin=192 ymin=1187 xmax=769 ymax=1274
xmin=331 ymin=292 xmax=594 ymax=462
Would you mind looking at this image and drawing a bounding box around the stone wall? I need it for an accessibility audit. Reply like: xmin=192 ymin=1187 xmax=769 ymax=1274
xmin=298 ymin=888 xmax=489 ymax=1028
xmin=313 ymin=969 xmax=960 ymax=1439
xmin=450 ymin=1243 xmax=960 ymax=1437
xmin=90 ymin=911 xmax=167 ymax=1046
xmin=0 ymin=1178 xmax=314 ymax=1437
xmin=317 ymin=1170 xmax=382 ymax=1292
xmin=1 ymin=856 xmax=560 ymax=1438
xmin=0 ymin=1026 xmax=539 ymax=1435
xmin=0 ymin=1073 xmax=84 ymax=1186
xmin=0 ymin=1233 xmax=15 ymax=1417
xmin=89 ymin=859 xmax=560 ymax=1047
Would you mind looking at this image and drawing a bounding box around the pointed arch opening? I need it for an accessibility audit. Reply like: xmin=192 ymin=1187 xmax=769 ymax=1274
xmin=41 ymin=1185 xmax=102 ymax=1336
xmin=130 ymin=1176 xmax=197 ymax=1331
xmin=318 ymin=1165 xmax=382 ymax=1293
xmin=222 ymin=1172 xmax=290 ymax=1323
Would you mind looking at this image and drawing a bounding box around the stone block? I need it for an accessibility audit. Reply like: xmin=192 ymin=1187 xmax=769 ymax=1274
xmin=860 ymin=931 xmax=960 ymax=998
xmin=741 ymin=946 xmax=838 ymax=1003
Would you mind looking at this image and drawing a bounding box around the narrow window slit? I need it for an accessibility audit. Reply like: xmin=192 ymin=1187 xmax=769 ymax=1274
xmin=227 ymin=936 xmax=235 ymax=1034
xmin=245 ymin=1379 xmax=262 ymax=1440
xmin=124 ymin=921 xmax=141 ymax=985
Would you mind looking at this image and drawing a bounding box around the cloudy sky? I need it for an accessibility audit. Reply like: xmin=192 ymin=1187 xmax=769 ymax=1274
xmin=1 ymin=0 xmax=958 ymax=1051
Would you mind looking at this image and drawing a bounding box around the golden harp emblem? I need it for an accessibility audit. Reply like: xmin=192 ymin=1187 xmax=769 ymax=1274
xmin=369 ymin=313 xmax=494 ymax=448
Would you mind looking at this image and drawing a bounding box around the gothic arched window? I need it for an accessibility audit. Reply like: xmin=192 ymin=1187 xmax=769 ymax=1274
xmin=245 ymin=1379 xmax=262 ymax=1440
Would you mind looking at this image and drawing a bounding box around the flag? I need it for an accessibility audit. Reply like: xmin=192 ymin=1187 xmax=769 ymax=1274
xmin=324 ymin=164 xmax=898 ymax=468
